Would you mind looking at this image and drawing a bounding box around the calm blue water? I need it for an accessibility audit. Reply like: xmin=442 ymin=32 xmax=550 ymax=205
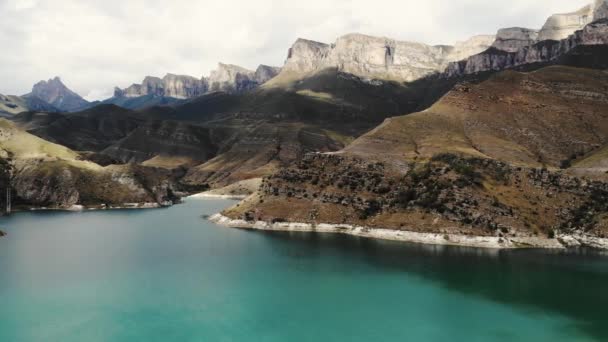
xmin=0 ymin=198 xmax=607 ymax=341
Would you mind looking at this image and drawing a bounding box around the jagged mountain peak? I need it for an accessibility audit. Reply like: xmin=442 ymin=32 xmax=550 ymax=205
xmin=112 ymin=63 xmax=281 ymax=104
xmin=33 ymin=76 xmax=68 ymax=90
xmin=28 ymin=76 xmax=89 ymax=112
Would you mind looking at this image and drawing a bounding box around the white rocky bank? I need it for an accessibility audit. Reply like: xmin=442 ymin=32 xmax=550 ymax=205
xmin=208 ymin=213 xmax=608 ymax=250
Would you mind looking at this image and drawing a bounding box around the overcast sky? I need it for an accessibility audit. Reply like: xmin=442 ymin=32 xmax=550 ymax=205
xmin=0 ymin=0 xmax=592 ymax=100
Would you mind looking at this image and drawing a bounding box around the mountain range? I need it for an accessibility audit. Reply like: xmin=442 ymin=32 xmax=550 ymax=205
xmin=2 ymin=1 xmax=608 ymax=248
xmin=4 ymin=1 xmax=606 ymax=114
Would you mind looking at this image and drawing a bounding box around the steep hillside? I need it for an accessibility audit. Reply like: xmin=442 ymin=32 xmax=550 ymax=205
xmin=0 ymin=119 xmax=181 ymax=209
xmin=0 ymin=94 xmax=58 ymax=116
xmin=13 ymin=105 xmax=143 ymax=151
xmin=100 ymin=94 xmax=185 ymax=110
xmin=222 ymin=65 xmax=608 ymax=247
xmin=168 ymin=68 xmax=461 ymax=128
xmin=182 ymin=121 xmax=346 ymax=187
xmin=346 ymin=66 xmax=608 ymax=169
xmin=101 ymin=120 xmax=219 ymax=165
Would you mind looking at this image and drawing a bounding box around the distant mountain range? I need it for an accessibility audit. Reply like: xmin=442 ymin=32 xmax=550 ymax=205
xmin=3 ymin=1 xmax=606 ymax=115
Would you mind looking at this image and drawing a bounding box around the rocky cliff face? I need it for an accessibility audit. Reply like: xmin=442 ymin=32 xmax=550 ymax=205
xmin=0 ymin=119 xmax=181 ymax=209
xmin=492 ymin=28 xmax=539 ymax=53
xmin=207 ymin=63 xmax=257 ymax=93
xmin=115 ymin=74 xmax=208 ymax=99
xmin=26 ymin=77 xmax=89 ymax=112
xmin=446 ymin=18 xmax=608 ymax=77
xmin=538 ymin=4 xmax=594 ymax=41
xmin=254 ymin=65 xmax=281 ymax=84
xmin=115 ymin=64 xmax=280 ymax=100
xmin=595 ymin=0 xmax=608 ymax=21
xmin=282 ymin=39 xmax=331 ymax=75
xmin=445 ymin=1 xmax=608 ymax=77
xmin=447 ymin=35 xmax=497 ymax=61
xmin=279 ymin=33 xmax=494 ymax=82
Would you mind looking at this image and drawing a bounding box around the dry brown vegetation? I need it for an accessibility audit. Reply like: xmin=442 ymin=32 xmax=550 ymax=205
xmin=226 ymin=66 xmax=608 ymax=239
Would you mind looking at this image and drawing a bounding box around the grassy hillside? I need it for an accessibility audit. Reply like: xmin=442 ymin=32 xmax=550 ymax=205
xmin=345 ymin=66 xmax=608 ymax=170
xmin=224 ymin=65 xmax=608 ymax=242
xmin=0 ymin=94 xmax=58 ymax=116
xmin=0 ymin=119 xmax=180 ymax=208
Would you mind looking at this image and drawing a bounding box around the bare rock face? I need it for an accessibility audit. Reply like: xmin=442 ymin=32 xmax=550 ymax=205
xmin=280 ymin=33 xmax=494 ymax=82
xmin=116 ymin=74 xmax=208 ymax=99
xmin=163 ymin=74 xmax=208 ymax=99
xmin=27 ymin=77 xmax=89 ymax=112
xmin=282 ymin=39 xmax=331 ymax=74
xmin=538 ymin=4 xmax=594 ymax=41
xmin=115 ymin=64 xmax=280 ymax=100
xmin=326 ymin=33 xmax=451 ymax=81
xmin=447 ymin=35 xmax=496 ymax=61
xmin=446 ymin=19 xmax=608 ymax=77
xmin=492 ymin=27 xmax=539 ymax=52
xmin=207 ymin=63 xmax=257 ymax=93
xmin=254 ymin=65 xmax=281 ymax=84
xmin=594 ymin=0 xmax=608 ymax=21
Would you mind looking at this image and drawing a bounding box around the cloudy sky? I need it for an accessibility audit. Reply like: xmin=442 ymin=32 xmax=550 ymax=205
xmin=0 ymin=0 xmax=591 ymax=100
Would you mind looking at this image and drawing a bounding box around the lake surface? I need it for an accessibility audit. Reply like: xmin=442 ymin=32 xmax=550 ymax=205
xmin=0 ymin=198 xmax=607 ymax=341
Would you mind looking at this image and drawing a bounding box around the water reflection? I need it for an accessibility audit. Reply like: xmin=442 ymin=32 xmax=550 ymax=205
xmin=251 ymin=230 xmax=608 ymax=340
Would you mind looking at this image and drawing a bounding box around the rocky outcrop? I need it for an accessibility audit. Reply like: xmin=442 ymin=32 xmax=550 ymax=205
xmin=538 ymin=4 xmax=595 ymax=41
xmin=446 ymin=19 xmax=608 ymax=77
xmin=207 ymin=63 xmax=257 ymax=93
xmin=25 ymin=77 xmax=90 ymax=112
xmin=115 ymin=74 xmax=208 ymax=99
xmin=114 ymin=64 xmax=280 ymax=101
xmin=0 ymin=118 xmax=182 ymax=209
xmin=279 ymin=33 xmax=494 ymax=82
xmin=492 ymin=28 xmax=539 ymax=53
xmin=253 ymin=65 xmax=281 ymax=84
xmin=595 ymin=0 xmax=608 ymax=21
xmin=447 ymin=35 xmax=497 ymax=61
xmin=282 ymin=39 xmax=331 ymax=74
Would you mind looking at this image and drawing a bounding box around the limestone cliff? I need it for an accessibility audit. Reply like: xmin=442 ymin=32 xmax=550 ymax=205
xmin=115 ymin=64 xmax=280 ymax=100
xmin=116 ymin=74 xmax=208 ymax=99
xmin=446 ymin=19 xmax=608 ymax=77
xmin=447 ymin=35 xmax=497 ymax=61
xmin=278 ymin=33 xmax=494 ymax=82
xmin=207 ymin=63 xmax=257 ymax=93
xmin=253 ymin=65 xmax=281 ymax=84
xmin=537 ymin=4 xmax=594 ymax=41
xmin=492 ymin=28 xmax=539 ymax=53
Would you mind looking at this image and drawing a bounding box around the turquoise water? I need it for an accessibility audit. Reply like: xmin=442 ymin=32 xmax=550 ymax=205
xmin=0 ymin=198 xmax=607 ymax=341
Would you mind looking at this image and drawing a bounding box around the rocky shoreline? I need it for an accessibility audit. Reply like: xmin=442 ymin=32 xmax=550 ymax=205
xmin=19 ymin=202 xmax=173 ymax=213
xmin=188 ymin=193 xmax=248 ymax=200
xmin=209 ymin=213 xmax=608 ymax=250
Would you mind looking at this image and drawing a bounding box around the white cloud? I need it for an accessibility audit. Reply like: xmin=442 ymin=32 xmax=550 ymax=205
xmin=0 ymin=0 xmax=593 ymax=100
